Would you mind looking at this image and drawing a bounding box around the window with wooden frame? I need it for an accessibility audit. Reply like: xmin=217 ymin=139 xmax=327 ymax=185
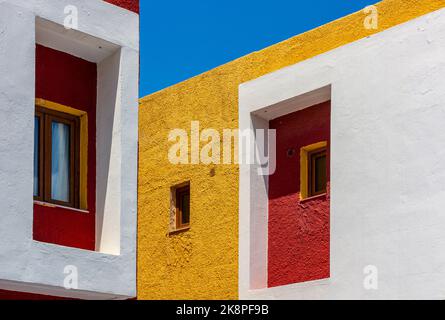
xmin=307 ymin=148 xmax=327 ymax=197
xmin=175 ymin=185 xmax=190 ymax=230
xmin=34 ymin=106 xmax=80 ymax=209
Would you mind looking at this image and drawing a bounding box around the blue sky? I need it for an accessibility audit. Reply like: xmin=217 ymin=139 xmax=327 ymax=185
xmin=139 ymin=0 xmax=374 ymax=97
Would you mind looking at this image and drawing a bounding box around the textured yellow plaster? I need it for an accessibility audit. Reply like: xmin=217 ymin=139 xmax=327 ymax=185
xmin=138 ymin=0 xmax=445 ymax=300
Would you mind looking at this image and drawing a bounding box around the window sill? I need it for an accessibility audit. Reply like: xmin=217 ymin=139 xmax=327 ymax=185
xmin=299 ymin=193 xmax=327 ymax=203
xmin=168 ymin=226 xmax=190 ymax=235
xmin=34 ymin=201 xmax=89 ymax=214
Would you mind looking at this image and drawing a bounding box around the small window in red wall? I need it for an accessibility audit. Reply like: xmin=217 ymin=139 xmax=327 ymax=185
xmin=308 ymin=148 xmax=327 ymax=197
xmin=34 ymin=106 xmax=80 ymax=209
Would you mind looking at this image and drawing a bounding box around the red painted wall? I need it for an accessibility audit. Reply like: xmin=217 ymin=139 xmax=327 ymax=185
xmin=268 ymin=101 xmax=331 ymax=287
xmin=103 ymin=0 xmax=139 ymax=13
xmin=34 ymin=45 xmax=96 ymax=251
xmin=0 ymin=289 xmax=73 ymax=300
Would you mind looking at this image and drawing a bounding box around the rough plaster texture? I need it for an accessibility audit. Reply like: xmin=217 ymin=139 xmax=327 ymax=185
xmin=268 ymin=102 xmax=330 ymax=287
xmin=0 ymin=0 xmax=139 ymax=51
xmin=138 ymin=0 xmax=445 ymax=300
xmin=138 ymin=110 xmax=239 ymax=300
xmin=0 ymin=0 xmax=139 ymax=299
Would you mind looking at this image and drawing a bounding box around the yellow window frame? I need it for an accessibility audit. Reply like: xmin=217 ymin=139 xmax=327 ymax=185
xmin=35 ymin=98 xmax=89 ymax=210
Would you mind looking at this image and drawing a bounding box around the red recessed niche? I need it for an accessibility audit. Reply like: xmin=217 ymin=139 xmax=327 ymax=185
xmin=268 ymin=101 xmax=331 ymax=287
xmin=34 ymin=45 xmax=97 ymax=251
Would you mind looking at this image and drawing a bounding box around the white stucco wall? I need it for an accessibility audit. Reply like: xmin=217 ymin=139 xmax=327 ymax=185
xmin=0 ymin=0 xmax=138 ymax=299
xmin=239 ymin=8 xmax=445 ymax=299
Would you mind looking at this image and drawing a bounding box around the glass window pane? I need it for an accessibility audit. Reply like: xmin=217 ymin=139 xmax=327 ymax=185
xmin=34 ymin=117 xmax=39 ymax=197
xmin=181 ymin=193 xmax=190 ymax=225
xmin=314 ymin=154 xmax=327 ymax=193
xmin=51 ymin=121 xmax=70 ymax=202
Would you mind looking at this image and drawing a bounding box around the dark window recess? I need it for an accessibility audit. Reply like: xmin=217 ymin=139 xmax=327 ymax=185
xmin=34 ymin=106 xmax=80 ymax=208
xmin=308 ymin=148 xmax=327 ymax=197
xmin=175 ymin=185 xmax=190 ymax=229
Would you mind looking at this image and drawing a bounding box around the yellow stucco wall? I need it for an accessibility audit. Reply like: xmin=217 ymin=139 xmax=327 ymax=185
xmin=137 ymin=0 xmax=445 ymax=300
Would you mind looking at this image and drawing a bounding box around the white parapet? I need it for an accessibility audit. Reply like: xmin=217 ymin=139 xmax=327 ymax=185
xmin=0 ymin=0 xmax=139 ymax=299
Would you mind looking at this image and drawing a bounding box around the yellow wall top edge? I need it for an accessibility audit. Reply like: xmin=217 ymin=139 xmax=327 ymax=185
xmin=139 ymin=0 xmax=445 ymax=102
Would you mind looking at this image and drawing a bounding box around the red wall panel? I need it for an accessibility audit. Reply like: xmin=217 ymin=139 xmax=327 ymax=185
xmin=103 ymin=0 xmax=139 ymax=13
xmin=268 ymin=101 xmax=331 ymax=287
xmin=34 ymin=45 xmax=96 ymax=251
xmin=0 ymin=289 xmax=74 ymax=300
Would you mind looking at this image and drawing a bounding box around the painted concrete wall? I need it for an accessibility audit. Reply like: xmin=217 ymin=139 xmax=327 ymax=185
xmin=239 ymin=7 xmax=445 ymax=300
xmin=34 ymin=45 xmax=97 ymax=251
xmin=138 ymin=0 xmax=445 ymax=299
xmin=268 ymin=102 xmax=330 ymax=288
xmin=138 ymin=98 xmax=239 ymax=299
xmin=0 ymin=0 xmax=138 ymax=299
